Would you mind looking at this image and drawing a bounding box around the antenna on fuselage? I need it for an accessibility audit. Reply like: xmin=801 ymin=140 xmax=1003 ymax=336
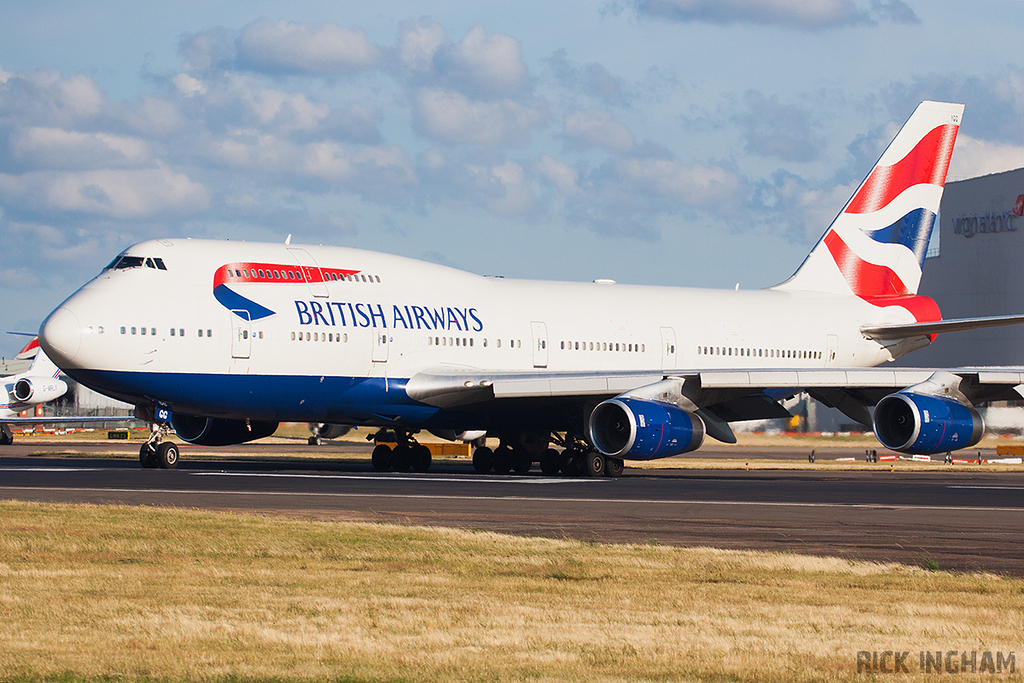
xmin=285 ymin=234 xmax=292 ymax=245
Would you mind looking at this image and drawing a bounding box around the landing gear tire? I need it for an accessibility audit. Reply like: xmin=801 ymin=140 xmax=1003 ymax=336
xmin=539 ymin=448 xmax=560 ymax=475
xmin=605 ymin=457 xmax=624 ymax=478
xmin=308 ymin=435 xmax=322 ymax=446
xmin=560 ymin=448 xmax=585 ymax=477
xmin=472 ymin=446 xmax=493 ymax=474
xmin=585 ymin=451 xmax=606 ymax=478
xmin=139 ymin=444 xmax=159 ymax=469
xmin=0 ymin=424 xmax=13 ymax=446
xmin=157 ymin=442 xmax=179 ymax=469
xmin=512 ymin=448 xmax=532 ymax=474
xmin=492 ymin=445 xmax=513 ymax=474
xmin=411 ymin=444 xmax=432 ymax=473
xmin=392 ymin=444 xmax=413 ymax=472
xmin=371 ymin=444 xmax=393 ymax=471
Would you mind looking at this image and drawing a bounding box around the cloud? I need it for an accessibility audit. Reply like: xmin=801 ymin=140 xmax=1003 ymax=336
xmin=394 ymin=19 xmax=448 ymax=75
xmin=415 ymin=149 xmax=537 ymax=217
xmin=732 ymin=91 xmax=823 ymax=162
xmin=413 ymin=88 xmax=548 ymax=146
xmin=0 ymin=167 xmax=209 ymax=219
xmin=546 ymin=50 xmax=628 ymax=105
xmin=235 ymin=19 xmax=382 ymax=75
xmin=535 ymin=155 xmax=580 ymax=196
xmin=947 ymin=135 xmax=1024 ymax=181
xmin=10 ymin=127 xmax=153 ymax=170
xmin=563 ymin=109 xmax=635 ymax=152
xmin=883 ymin=67 xmax=1024 ymax=146
xmin=630 ymin=0 xmax=918 ymax=29
xmin=394 ymin=22 xmax=530 ymax=99
xmin=438 ymin=25 xmax=528 ymax=97
xmin=613 ymin=154 xmax=740 ymax=206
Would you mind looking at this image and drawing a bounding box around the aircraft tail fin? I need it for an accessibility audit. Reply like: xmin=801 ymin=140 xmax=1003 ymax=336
xmin=25 ymin=344 xmax=61 ymax=380
xmin=774 ymin=101 xmax=963 ymax=298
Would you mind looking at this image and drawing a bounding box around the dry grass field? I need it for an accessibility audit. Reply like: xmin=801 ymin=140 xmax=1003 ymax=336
xmin=1 ymin=500 xmax=1022 ymax=682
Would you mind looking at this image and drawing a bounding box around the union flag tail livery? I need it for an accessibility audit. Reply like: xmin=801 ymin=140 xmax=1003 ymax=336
xmin=776 ymin=101 xmax=962 ymax=301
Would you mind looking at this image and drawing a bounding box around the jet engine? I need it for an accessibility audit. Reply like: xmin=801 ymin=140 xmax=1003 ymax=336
xmin=589 ymin=397 xmax=705 ymax=460
xmin=170 ymin=414 xmax=278 ymax=446
xmin=12 ymin=376 xmax=67 ymax=405
xmin=873 ymin=392 xmax=983 ymax=455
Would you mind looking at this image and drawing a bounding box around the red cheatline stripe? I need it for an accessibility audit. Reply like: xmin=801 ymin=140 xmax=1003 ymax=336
xmin=213 ymin=263 xmax=360 ymax=288
xmin=845 ymin=123 xmax=959 ymax=215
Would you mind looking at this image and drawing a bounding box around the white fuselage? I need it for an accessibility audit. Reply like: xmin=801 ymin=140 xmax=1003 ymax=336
xmin=40 ymin=238 xmax=924 ymax=426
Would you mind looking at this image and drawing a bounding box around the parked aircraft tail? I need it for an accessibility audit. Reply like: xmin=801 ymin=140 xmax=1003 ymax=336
xmin=775 ymin=101 xmax=963 ymax=300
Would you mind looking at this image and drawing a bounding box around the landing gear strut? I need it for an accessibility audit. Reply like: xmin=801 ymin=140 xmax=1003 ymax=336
xmin=0 ymin=423 xmax=13 ymax=446
xmin=368 ymin=428 xmax=432 ymax=473
xmin=138 ymin=420 xmax=178 ymax=469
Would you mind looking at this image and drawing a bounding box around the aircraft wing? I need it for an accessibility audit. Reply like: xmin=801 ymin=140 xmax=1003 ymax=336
xmin=406 ymin=365 xmax=1024 ymax=434
xmin=861 ymin=314 xmax=1024 ymax=340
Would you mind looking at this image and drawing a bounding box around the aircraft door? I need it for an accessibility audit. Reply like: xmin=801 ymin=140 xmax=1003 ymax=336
xmin=660 ymin=326 xmax=677 ymax=370
xmin=230 ymin=310 xmax=252 ymax=359
xmin=531 ymin=321 xmax=548 ymax=368
xmin=287 ymin=247 xmax=329 ymax=298
xmin=372 ymin=332 xmax=389 ymax=363
xmin=826 ymin=334 xmax=839 ymax=367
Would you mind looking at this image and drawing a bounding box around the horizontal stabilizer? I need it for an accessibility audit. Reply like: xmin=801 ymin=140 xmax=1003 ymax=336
xmin=860 ymin=314 xmax=1024 ymax=340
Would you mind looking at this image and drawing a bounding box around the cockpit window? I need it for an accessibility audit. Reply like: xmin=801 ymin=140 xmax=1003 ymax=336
xmin=110 ymin=255 xmax=145 ymax=270
xmin=104 ymin=254 xmax=167 ymax=271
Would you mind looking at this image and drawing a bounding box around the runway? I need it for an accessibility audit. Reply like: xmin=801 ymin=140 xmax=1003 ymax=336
xmin=2 ymin=447 xmax=1024 ymax=576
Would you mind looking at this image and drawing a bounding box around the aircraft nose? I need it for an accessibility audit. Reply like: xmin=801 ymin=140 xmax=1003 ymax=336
xmin=40 ymin=306 xmax=82 ymax=367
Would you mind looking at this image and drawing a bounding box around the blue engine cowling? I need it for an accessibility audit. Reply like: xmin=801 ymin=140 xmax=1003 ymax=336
xmin=873 ymin=392 xmax=984 ymax=455
xmin=589 ymin=397 xmax=705 ymax=460
xmin=170 ymin=414 xmax=279 ymax=446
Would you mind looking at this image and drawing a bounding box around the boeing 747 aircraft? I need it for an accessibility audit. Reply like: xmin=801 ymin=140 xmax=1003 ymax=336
xmin=37 ymin=101 xmax=1024 ymax=473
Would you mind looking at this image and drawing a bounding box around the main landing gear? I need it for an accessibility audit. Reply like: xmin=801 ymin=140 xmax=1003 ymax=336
xmin=138 ymin=421 xmax=179 ymax=469
xmin=369 ymin=428 xmax=432 ymax=473
xmin=0 ymin=423 xmax=13 ymax=446
xmin=472 ymin=435 xmax=623 ymax=478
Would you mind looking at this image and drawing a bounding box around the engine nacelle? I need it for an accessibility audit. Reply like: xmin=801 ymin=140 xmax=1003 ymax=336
xmin=309 ymin=423 xmax=352 ymax=440
xmin=170 ymin=414 xmax=278 ymax=446
xmin=589 ymin=397 xmax=705 ymax=460
xmin=12 ymin=376 xmax=68 ymax=405
xmin=873 ymin=392 xmax=984 ymax=455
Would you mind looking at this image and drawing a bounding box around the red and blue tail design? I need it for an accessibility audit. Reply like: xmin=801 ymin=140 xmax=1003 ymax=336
xmin=776 ymin=101 xmax=963 ymax=312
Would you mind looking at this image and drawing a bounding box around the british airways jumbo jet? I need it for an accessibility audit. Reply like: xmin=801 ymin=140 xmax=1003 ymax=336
xmin=38 ymin=102 xmax=1024 ymax=473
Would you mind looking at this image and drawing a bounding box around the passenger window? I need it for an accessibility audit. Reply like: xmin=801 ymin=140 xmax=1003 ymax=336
xmin=207 ymin=329 xmax=212 ymax=337
xmin=120 ymin=327 xmax=126 ymax=335
xmin=170 ymin=328 xmax=175 ymax=337
xmin=141 ymin=327 xmax=146 ymax=336
xmin=198 ymin=330 xmax=203 ymax=337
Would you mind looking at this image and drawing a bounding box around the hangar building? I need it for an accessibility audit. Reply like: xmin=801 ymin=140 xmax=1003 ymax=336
xmin=900 ymin=167 xmax=1024 ymax=367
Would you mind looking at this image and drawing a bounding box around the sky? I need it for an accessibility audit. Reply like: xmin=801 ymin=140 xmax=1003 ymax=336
xmin=2 ymin=0 xmax=1023 ymax=357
